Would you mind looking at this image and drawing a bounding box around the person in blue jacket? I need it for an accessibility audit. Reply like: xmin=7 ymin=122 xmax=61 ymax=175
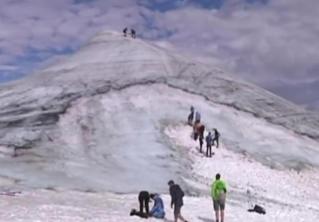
xmin=149 ymin=193 xmax=165 ymax=218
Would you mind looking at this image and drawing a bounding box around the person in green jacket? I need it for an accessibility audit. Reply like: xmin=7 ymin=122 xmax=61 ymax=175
xmin=211 ymin=173 xmax=227 ymax=222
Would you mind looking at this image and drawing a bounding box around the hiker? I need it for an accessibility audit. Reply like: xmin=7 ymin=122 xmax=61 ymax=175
xmin=193 ymin=121 xmax=202 ymax=141
xmin=187 ymin=106 xmax=194 ymax=126
xmin=205 ymin=132 xmax=213 ymax=157
xmin=212 ymin=128 xmax=220 ymax=148
xmin=195 ymin=111 xmax=201 ymax=124
xmin=123 ymin=27 xmax=128 ymax=37
xmin=211 ymin=174 xmax=227 ymax=222
xmin=149 ymin=193 xmax=165 ymax=219
xmin=138 ymin=190 xmax=150 ymax=215
xmin=168 ymin=180 xmax=188 ymax=222
xmin=131 ymin=29 xmax=136 ymax=38
xmin=198 ymin=124 xmax=205 ymax=153
xmin=130 ymin=190 xmax=150 ymax=218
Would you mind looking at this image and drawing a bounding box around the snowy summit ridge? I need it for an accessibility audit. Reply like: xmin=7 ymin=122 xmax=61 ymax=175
xmin=0 ymin=30 xmax=318 ymax=193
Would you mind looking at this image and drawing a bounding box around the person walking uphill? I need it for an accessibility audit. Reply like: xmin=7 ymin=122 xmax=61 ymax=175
xmin=211 ymin=174 xmax=227 ymax=222
xmin=168 ymin=180 xmax=188 ymax=222
xmin=212 ymin=128 xmax=220 ymax=148
xmin=187 ymin=106 xmax=195 ymax=126
xmin=206 ymin=132 xmax=213 ymax=157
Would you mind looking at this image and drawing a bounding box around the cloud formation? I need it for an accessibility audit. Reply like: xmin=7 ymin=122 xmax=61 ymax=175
xmin=0 ymin=0 xmax=318 ymax=109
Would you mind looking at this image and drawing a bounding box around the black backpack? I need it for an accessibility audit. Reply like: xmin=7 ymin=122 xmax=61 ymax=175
xmin=248 ymin=204 xmax=266 ymax=215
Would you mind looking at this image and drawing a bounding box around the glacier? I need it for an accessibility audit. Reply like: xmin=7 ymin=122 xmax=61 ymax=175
xmin=0 ymin=31 xmax=318 ymax=221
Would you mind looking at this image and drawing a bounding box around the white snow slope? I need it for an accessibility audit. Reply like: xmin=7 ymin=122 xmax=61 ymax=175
xmin=0 ymin=31 xmax=318 ymax=221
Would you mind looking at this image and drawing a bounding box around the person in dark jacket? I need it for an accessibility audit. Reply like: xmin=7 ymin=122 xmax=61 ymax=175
xmin=129 ymin=190 xmax=150 ymax=219
xmin=198 ymin=124 xmax=205 ymax=153
xmin=149 ymin=193 xmax=165 ymax=218
xmin=131 ymin=29 xmax=136 ymax=38
xmin=123 ymin=27 xmax=128 ymax=37
xmin=206 ymin=132 xmax=213 ymax=157
xmin=187 ymin=106 xmax=194 ymax=126
xmin=168 ymin=180 xmax=188 ymax=222
xmin=212 ymin=128 xmax=220 ymax=148
xmin=138 ymin=190 xmax=150 ymax=215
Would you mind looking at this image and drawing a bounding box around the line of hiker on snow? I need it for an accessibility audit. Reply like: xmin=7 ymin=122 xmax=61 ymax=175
xmin=130 ymin=106 xmax=265 ymax=222
xmin=123 ymin=27 xmax=136 ymax=38
xmin=130 ymin=107 xmax=226 ymax=222
xmin=188 ymin=106 xmax=220 ymax=157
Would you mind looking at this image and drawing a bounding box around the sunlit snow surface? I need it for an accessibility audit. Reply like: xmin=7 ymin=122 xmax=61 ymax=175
xmin=0 ymin=122 xmax=318 ymax=221
xmin=1 ymin=85 xmax=319 ymax=221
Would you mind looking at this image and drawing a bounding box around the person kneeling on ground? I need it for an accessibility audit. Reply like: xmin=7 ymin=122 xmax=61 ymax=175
xmin=149 ymin=193 xmax=165 ymax=218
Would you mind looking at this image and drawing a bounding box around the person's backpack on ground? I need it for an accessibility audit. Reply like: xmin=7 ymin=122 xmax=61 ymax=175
xmin=248 ymin=204 xmax=266 ymax=215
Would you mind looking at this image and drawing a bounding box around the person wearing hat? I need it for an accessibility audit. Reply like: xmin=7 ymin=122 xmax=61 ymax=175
xmin=168 ymin=180 xmax=188 ymax=222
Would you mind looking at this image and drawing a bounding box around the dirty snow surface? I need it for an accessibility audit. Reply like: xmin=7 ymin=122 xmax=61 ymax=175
xmin=0 ymin=31 xmax=318 ymax=221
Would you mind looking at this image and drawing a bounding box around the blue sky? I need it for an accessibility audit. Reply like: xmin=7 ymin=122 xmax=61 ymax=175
xmin=0 ymin=0 xmax=318 ymax=109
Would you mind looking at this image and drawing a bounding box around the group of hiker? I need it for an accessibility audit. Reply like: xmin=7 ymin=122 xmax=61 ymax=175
xmin=130 ymin=180 xmax=186 ymax=221
xmin=188 ymin=106 xmax=220 ymax=157
xmin=129 ymin=106 xmax=265 ymax=222
xmin=130 ymin=175 xmax=227 ymax=222
xmin=123 ymin=27 xmax=136 ymax=38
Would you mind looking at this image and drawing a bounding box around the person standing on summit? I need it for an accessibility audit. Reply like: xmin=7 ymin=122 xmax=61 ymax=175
xmin=168 ymin=180 xmax=188 ymax=222
xmin=131 ymin=29 xmax=136 ymax=38
xmin=123 ymin=27 xmax=128 ymax=37
xmin=211 ymin=174 xmax=227 ymax=222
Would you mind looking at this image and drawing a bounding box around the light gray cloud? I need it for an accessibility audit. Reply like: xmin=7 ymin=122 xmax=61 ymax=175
xmin=144 ymin=0 xmax=319 ymax=108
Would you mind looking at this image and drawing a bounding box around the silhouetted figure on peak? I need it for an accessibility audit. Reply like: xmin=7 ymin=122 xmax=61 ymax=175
xmin=123 ymin=27 xmax=128 ymax=37
xmin=131 ymin=29 xmax=136 ymax=38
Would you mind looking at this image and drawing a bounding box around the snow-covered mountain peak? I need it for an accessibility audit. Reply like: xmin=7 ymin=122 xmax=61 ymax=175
xmin=41 ymin=30 xmax=193 ymax=80
xmin=0 ymin=30 xmax=318 ymax=194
